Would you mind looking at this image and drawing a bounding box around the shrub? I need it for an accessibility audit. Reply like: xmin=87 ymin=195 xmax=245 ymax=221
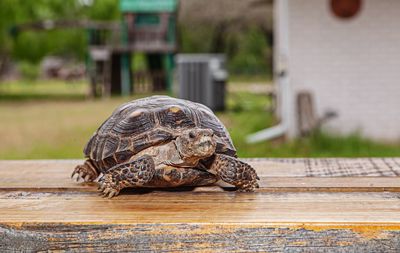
xmin=228 ymin=27 xmax=272 ymax=76
xmin=18 ymin=61 xmax=39 ymax=80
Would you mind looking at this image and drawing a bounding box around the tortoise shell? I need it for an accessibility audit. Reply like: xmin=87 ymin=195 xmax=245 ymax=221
xmin=84 ymin=96 xmax=236 ymax=171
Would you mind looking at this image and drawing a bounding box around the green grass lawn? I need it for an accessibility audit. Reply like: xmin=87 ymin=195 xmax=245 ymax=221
xmin=0 ymin=79 xmax=399 ymax=159
xmin=0 ymin=79 xmax=88 ymax=101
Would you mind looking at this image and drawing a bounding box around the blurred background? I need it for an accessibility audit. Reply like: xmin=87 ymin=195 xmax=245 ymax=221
xmin=0 ymin=0 xmax=399 ymax=159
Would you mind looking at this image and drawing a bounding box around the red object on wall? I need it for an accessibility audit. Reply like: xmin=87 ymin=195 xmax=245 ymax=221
xmin=330 ymin=0 xmax=362 ymax=19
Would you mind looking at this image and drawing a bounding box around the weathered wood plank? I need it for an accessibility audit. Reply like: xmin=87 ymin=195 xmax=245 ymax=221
xmin=1 ymin=223 xmax=400 ymax=252
xmin=1 ymin=159 xmax=400 ymax=191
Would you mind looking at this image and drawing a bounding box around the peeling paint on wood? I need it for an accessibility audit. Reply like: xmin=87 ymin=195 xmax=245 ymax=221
xmin=1 ymin=223 xmax=400 ymax=252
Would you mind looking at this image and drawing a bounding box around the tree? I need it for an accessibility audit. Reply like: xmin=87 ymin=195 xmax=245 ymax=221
xmin=0 ymin=0 xmax=119 ymax=78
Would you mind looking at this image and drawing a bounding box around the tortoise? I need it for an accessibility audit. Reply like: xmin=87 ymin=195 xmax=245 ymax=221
xmin=72 ymin=95 xmax=259 ymax=198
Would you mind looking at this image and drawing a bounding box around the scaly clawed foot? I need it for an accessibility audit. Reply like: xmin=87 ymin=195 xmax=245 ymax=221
xmin=97 ymin=155 xmax=156 ymax=198
xmin=98 ymin=173 xmax=122 ymax=198
xmin=211 ymin=154 xmax=260 ymax=192
xmin=71 ymin=160 xmax=99 ymax=182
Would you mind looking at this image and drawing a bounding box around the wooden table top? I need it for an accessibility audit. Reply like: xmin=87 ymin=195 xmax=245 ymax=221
xmin=1 ymin=158 xmax=400 ymax=252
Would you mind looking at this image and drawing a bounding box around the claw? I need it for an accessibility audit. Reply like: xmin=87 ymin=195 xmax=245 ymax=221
xmin=99 ymin=183 xmax=106 ymax=191
xmin=84 ymin=174 xmax=91 ymax=182
xmin=101 ymin=188 xmax=113 ymax=198
xmin=101 ymin=188 xmax=108 ymax=195
xmin=71 ymin=171 xmax=76 ymax=179
xmin=108 ymin=190 xmax=117 ymax=198
xmin=103 ymin=188 xmax=111 ymax=195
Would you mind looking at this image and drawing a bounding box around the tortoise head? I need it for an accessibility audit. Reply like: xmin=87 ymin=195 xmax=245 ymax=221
xmin=175 ymin=128 xmax=216 ymax=159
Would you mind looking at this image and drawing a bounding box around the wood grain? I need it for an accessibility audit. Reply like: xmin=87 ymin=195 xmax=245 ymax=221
xmin=1 ymin=159 xmax=400 ymax=191
xmin=1 ymin=191 xmax=400 ymax=223
xmin=0 ymin=159 xmax=400 ymax=252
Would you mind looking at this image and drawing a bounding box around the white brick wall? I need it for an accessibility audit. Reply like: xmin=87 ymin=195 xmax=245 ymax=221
xmin=283 ymin=0 xmax=400 ymax=141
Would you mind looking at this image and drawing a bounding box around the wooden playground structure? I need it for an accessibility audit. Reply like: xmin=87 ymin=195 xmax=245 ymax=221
xmin=87 ymin=0 xmax=177 ymax=97
xmin=10 ymin=0 xmax=178 ymax=97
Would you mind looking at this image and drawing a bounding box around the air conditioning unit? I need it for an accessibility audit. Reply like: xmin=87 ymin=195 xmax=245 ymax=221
xmin=176 ymin=54 xmax=227 ymax=111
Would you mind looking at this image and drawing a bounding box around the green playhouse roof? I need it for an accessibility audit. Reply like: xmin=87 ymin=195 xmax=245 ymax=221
xmin=120 ymin=0 xmax=178 ymax=13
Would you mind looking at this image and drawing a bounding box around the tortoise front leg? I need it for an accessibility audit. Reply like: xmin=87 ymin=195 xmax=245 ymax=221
xmin=72 ymin=159 xmax=99 ymax=182
xmin=98 ymin=155 xmax=156 ymax=198
xmin=210 ymin=154 xmax=260 ymax=192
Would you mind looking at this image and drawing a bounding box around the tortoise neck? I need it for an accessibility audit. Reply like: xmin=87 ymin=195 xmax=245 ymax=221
xmin=174 ymin=139 xmax=201 ymax=167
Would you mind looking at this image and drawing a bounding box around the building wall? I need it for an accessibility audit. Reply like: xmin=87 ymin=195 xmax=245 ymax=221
xmin=283 ymin=0 xmax=400 ymax=141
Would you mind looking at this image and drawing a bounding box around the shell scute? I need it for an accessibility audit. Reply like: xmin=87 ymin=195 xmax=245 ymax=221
xmin=118 ymin=138 xmax=131 ymax=152
xmin=90 ymin=137 xmax=102 ymax=161
xmin=103 ymin=156 xmax=117 ymax=168
xmin=113 ymin=109 xmax=156 ymax=136
xmin=102 ymin=136 xmax=119 ymax=159
xmin=114 ymin=150 xmax=135 ymax=163
xmin=148 ymin=129 xmax=174 ymax=144
xmin=157 ymin=105 xmax=196 ymax=129
xmin=131 ymin=134 xmax=152 ymax=154
xmin=83 ymin=134 xmax=95 ymax=156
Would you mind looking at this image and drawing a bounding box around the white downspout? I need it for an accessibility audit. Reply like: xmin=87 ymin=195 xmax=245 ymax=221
xmin=246 ymin=0 xmax=291 ymax=143
xmin=246 ymin=71 xmax=289 ymax=143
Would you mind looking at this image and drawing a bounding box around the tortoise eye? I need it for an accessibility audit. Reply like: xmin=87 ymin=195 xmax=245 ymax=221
xmin=189 ymin=131 xmax=195 ymax=139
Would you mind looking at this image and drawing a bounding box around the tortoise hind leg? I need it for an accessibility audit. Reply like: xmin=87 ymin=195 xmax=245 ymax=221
xmin=98 ymin=155 xmax=155 ymax=198
xmin=72 ymin=159 xmax=99 ymax=182
xmin=210 ymin=154 xmax=259 ymax=192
